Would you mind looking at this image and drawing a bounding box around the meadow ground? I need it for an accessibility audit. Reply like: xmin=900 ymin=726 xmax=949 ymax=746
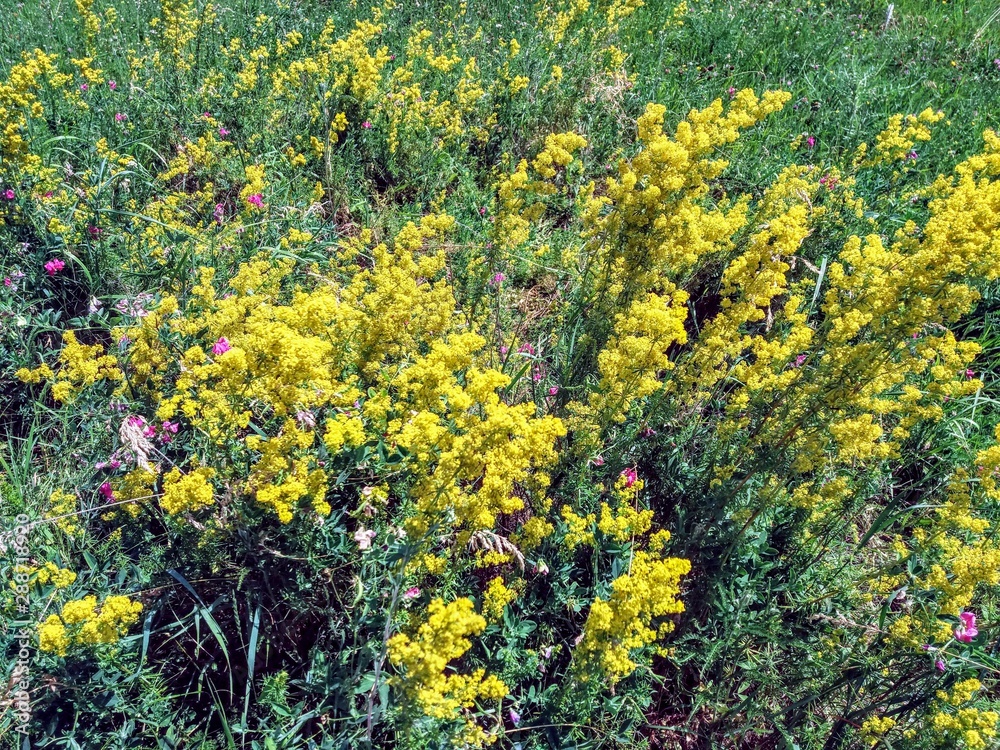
xmin=3 ymin=0 xmax=1000 ymax=748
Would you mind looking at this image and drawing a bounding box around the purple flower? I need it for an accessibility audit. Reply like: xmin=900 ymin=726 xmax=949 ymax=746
xmin=806 ymin=135 xmax=816 ymax=149
xmin=212 ymin=337 xmax=231 ymax=355
xmin=936 ymin=659 xmax=946 ymax=672
xmin=246 ymin=194 xmax=264 ymax=208
xmin=509 ymin=709 xmax=521 ymax=726
xmin=362 ymin=120 xmax=373 ymax=129
xmin=99 ymin=482 xmax=115 ymax=501
xmin=2 ymin=188 xmax=14 ymax=200
xmin=108 ymin=80 xmax=117 ymax=90
xmin=490 ymin=272 xmax=506 ymax=286
xmin=115 ymin=112 xmax=127 ymax=122
xmin=80 ymin=83 xmax=88 ymax=92
xmin=621 ymin=467 xmax=638 ymax=488
xmin=218 ymin=127 xmax=230 ymax=137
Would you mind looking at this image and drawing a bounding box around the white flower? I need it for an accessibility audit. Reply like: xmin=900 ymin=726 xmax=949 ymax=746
xmin=354 ymin=527 xmax=376 ymax=550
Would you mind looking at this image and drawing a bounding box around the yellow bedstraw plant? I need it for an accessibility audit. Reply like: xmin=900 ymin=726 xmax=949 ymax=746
xmin=9 ymin=0 xmax=1000 ymax=742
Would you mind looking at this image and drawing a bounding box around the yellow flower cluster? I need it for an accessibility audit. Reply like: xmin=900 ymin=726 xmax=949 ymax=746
xmin=575 ymin=531 xmax=690 ymax=683
xmin=388 ymin=598 xmax=507 ymax=746
xmin=861 ymin=107 xmax=945 ymax=166
xmin=929 ymin=679 xmax=999 ymax=750
xmin=34 ymin=562 xmax=77 ymax=589
xmin=16 ymin=331 xmax=123 ymax=403
xmin=160 ymin=467 xmax=215 ymax=516
xmin=38 ymin=594 xmax=143 ymax=657
xmin=495 ymin=131 xmax=588 ymax=250
xmin=481 ymin=577 xmax=516 ymax=621
xmin=47 ymin=488 xmax=82 ymax=536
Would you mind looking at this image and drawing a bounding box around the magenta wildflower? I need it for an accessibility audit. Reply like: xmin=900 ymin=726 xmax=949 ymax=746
xmin=2 ymin=188 xmax=14 ymax=200
xmin=966 ymin=369 xmax=976 ymax=379
xmin=246 ymin=193 xmax=264 ymax=208
xmin=218 ymin=127 xmax=230 ymax=137
xmin=490 ymin=272 xmax=506 ymax=286
xmin=362 ymin=120 xmax=373 ymax=129
xmin=806 ymin=135 xmax=816 ymax=148
xmin=44 ymin=258 xmax=65 ymax=276
xmin=403 ymin=587 xmax=421 ymax=599
xmin=214 ymin=203 xmax=225 ymax=224
xmin=108 ymin=80 xmax=117 ymax=90
xmin=955 ymin=611 xmax=979 ymax=643
xmin=99 ymin=482 xmax=115 ymax=501
xmin=936 ymin=659 xmax=946 ymax=672
xmin=212 ymin=337 xmax=231 ymax=355
xmin=80 ymin=83 xmax=88 ymax=92
xmin=621 ymin=467 xmax=638 ymax=488
xmin=115 ymin=112 xmax=127 ymax=122
xmin=3 ymin=277 xmax=10 ymax=287
xmin=509 ymin=709 xmax=521 ymax=727
xmin=548 ymin=386 xmax=559 ymax=396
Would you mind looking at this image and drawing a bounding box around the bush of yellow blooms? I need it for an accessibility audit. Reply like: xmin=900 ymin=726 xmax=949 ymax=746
xmin=3 ymin=0 xmax=1000 ymax=747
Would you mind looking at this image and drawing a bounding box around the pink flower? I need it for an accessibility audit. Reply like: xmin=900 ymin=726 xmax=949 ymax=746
xmin=211 ymin=337 xmax=231 ymax=355
xmin=87 ymin=225 xmax=102 ymax=237
xmin=966 ymin=369 xmax=976 ymax=379
xmin=518 ymin=343 xmax=535 ymax=355
xmin=727 ymin=87 xmax=736 ymax=97
xmin=490 ymin=272 xmax=506 ymax=286
xmin=479 ymin=206 xmax=487 ymax=216
xmin=621 ymin=467 xmax=638 ymax=488
xmin=2 ymin=188 xmax=14 ymax=200
xmin=99 ymin=482 xmax=115 ymax=501
xmin=640 ymin=426 xmax=656 ymax=437
xmin=218 ymin=127 xmax=230 ymax=137
xmin=362 ymin=120 xmax=373 ymax=129
xmin=246 ymin=193 xmax=264 ymax=208
xmin=955 ymin=611 xmax=979 ymax=643
xmin=548 ymin=386 xmax=559 ymax=396
xmin=591 ymin=455 xmax=605 ymax=466
xmin=354 ymin=527 xmax=376 ymax=550
xmin=115 ymin=112 xmax=127 ymax=122
xmin=806 ymin=135 xmax=816 ymax=149
xmin=213 ymin=203 xmax=225 ymax=224
xmin=936 ymin=659 xmax=946 ymax=672
xmin=108 ymin=80 xmax=117 ymax=90
xmin=403 ymin=586 xmax=421 ymax=599
xmin=793 ymin=354 xmax=808 ymax=368
xmin=44 ymin=258 xmax=65 ymax=276
xmin=142 ymin=423 xmax=157 ymax=438
xmin=80 ymin=83 xmax=88 ymax=92
xmin=907 ymin=150 xmax=918 ymax=160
